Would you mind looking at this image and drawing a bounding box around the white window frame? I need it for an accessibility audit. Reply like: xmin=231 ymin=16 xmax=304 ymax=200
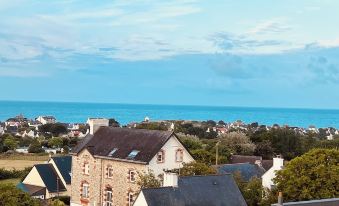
xmin=157 ymin=150 xmax=164 ymax=163
xmin=106 ymin=190 xmax=113 ymax=206
xmin=107 ymin=166 xmax=114 ymax=178
xmin=84 ymin=163 xmax=89 ymax=175
xmin=175 ymin=149 xmax=183 ymax=162
xmin=128 ymin=192 xmax=134 ymax=206
xmin=82 ymin=183 xmax=89 ymax=198
xmin=129 ymin=170 xmax=136 ymax=183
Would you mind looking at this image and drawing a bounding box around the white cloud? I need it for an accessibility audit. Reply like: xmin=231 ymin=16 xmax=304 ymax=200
xmin=248 ymin=19 xmax=291 ymax=35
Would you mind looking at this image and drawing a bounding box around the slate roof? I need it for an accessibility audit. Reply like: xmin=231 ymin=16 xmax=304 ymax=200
xmin=262 ymin=160 xmax=273 ymax=171
xmin=230 ymin=155 xmax=262 ymax=164
xmin=216 ymin=163 xmax=266 ymax=181
xmin=35 ymin=164 xmax=66 ymax=193
xmin=139 ymin=174 xmax=247 ymax=206
xmin=271 ymin=198 xmax=339 ymax=206
xmin=72 ymin=127 xmax=174 ymax=163
xmin=17 ymin=183 xmax=46 ymax=196
xmin=51 ymin=156 xmax=72 ymax=184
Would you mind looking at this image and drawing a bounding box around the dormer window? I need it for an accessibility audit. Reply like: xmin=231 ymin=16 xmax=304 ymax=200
xmin=175 ymin=149 xmax=183 ymax=162
xmin=108 ymin=148 xmax=118 ymax=157
xmin=127 ymin=150 xmax=140 ymax=159
xmin=157 ymin=150 xmax=165 ymax=163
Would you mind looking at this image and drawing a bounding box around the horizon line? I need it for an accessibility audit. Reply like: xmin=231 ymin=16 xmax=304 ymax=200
xmin=1 ymin=99 xmax=339 ymax=111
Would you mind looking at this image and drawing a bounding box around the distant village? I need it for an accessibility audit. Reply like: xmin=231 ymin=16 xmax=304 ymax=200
xmin=0 ymin=114 xmax=338 ymax=206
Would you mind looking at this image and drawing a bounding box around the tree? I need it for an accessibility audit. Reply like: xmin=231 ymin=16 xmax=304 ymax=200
xmin=233 ymin=172 xmax=264 ymax=206
xmin=48 ymin=137 xmax=63 ymax=148
xmin=178 ymin=162 xmax=216 ymax=176
xmin=3 ymin=136 xmax=18 ymax=151
xmin=137 ymin=170 xmax=162 ymax=189
xmin=108 ymin=118 xmax=120 ymax=127
xmin=219 ymin=132 xmax=256 ymax=155
xmin=274 ymin=149 xmax=339 ymax=202
xmin=0 ymin=184 xmax=41 ymax=206
xmin=28 ymin=140 xmax=44 ymax=153
xmin=39 ymin=123 xmax=67 ymax=137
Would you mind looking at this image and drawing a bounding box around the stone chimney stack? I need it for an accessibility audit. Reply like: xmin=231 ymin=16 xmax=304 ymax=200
xmin=163 ymin=172 xmax=178 ymax=187
xmin=87 ymin=118 xmax=109 ymax=135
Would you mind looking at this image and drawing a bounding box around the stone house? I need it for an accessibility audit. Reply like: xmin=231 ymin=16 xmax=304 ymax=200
xmin=262 ymin=156 xmax=284 ymax=189
xmin=70 ymin=127 xmax=194 ymax=206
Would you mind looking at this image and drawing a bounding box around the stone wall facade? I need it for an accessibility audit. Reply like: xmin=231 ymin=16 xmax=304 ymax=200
xmin=70 ymin=149 xmax=146 ymax=206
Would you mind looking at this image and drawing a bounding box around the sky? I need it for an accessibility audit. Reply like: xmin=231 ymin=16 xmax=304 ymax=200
xmin=1 ymin=0 xmax=339 ymax=109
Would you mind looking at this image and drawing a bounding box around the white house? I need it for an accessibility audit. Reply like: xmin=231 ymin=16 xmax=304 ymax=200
xmin=36 ymin=116 xmax=56 ymax=125
xmin=18 ymin=156 xmax=72 ymax=199
xmin=262 ymin=156 xmax=284 ymax=189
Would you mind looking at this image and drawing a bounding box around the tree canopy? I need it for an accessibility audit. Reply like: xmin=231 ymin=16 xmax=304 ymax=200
xmin=0 ymin=184 xmax=41 ymax=206
xmin=274 ymin=148 xmax=339 ymax=201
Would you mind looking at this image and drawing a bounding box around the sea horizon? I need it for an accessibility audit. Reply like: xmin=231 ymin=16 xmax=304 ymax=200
xmin=1 ymin=100 xmax=339 ymax=129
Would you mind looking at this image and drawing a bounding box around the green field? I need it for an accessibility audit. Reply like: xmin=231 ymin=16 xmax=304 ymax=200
xmin=0 ymin=178 xmax=21 ymax=185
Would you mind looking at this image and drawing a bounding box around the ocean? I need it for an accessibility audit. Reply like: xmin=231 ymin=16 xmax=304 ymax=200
xmin=0 ymin=101 xmax=338 ymax=128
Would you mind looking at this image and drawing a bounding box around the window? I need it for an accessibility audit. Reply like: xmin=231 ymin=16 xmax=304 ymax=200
xmin=128 ymin=192 xmax=134 ymax=206
xmin=175 ymin=149 xmax=183 ymax=162
xmin=84 ymin=163 xmax=89 ymax=175
xmin=105 ymin=188 xmax=113 ymax=206
xmin=129 ymin=170 xmax=136 ymax=182
xmin=82 ymin=183 xmax=89 ymax=198
xmin=107 ymin=166 xmax=114 ymax=178
xmin=157 ymin=150 xmax=165 ymax=163
xmin=127 ymin=150 xmax=140 ymax=159
xmin=108 ymin=148 xmax=118 ymax=157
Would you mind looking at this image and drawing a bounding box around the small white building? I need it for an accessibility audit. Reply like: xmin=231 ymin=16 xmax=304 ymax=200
xmin=15 ymin=147 xmax=29 ymax=154
xmin=262 ymin=156 xmax=284 ymax=189
xmin=36 ymin=116 xmax=56 ymax=125
xmin=86 ymin=118 xmax=109 ymax=135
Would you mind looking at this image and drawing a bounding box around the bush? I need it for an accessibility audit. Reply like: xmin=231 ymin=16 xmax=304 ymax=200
xmin=0 ymin=167 xmax=31 ymax=180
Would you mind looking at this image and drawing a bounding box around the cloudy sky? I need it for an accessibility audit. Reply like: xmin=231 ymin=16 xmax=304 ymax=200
xmin=1 ymin=0 xmax=339 ymax=108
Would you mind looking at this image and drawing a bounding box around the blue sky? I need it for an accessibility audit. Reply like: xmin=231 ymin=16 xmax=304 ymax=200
xmin=1 ymin=0 xmax=339 ymax=109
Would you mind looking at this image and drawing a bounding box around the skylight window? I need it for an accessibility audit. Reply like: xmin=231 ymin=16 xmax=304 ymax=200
xmin=108 ymin=148 xmax=118 ymax=157
xmin=127 ymin=150 xmax=140 ymax=159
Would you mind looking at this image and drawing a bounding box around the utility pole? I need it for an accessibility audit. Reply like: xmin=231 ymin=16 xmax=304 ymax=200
xmin=56 ymin=176 xmax=59 ymax=197
xmin=215 ymin=141 xmax=220 ymax=166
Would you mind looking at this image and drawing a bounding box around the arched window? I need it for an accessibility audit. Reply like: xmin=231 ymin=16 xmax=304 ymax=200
xmin=104 ymin=187 xmax=113 ymax=206
xmin=157 ymin=150 xmax=165 ymax=163
xmin=175 ymin=149 xmax=183 ymax=162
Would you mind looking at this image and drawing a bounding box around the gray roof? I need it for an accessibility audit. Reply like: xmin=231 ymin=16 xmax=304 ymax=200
xmin=51 ymin=156 xmax=72 ymax=184
xmin=71 ymin=127 xmax=175 ymax=163
xmin=271 ymin=198 xmax=339 ymax=206
xmin=138 ymin=174 xmax=247 ymax=206
xmin=34 ymin=164 xmax=66 ymax=193
xmin=216 ymin=163 xmax=265 ymax=181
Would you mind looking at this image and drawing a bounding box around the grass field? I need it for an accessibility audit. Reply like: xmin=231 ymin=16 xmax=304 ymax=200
xmin=0 ymin=178 xmax=20 ymax=185
xmin=0 ymin=160 xmax=45 ymax=170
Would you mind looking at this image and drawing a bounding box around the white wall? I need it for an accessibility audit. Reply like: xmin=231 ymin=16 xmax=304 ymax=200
xmin=23 ymin=166 xmax=46 ymax=187
xmin=133 ymin=191 xmax=148 ymax=206
xmin=262 ymin=157 xmax=284 ymax=189
xmin=147 ymin=135 xmax=194 ymax=176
